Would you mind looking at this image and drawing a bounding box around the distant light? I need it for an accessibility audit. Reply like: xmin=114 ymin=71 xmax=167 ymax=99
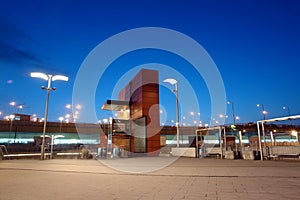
xmin=7 ymin=80 xmax=13 ymax=84
xmin=58 ymin=117 xmax=64 ymax=121
xmin=66 ymin=104 xmax=71 ymax=109
xmin=291 ymin=130 xmax=298 ymax=137
xmin=75 ymin=104 xmax=82 ymax=110
xmin=262 ymin=110 xmax=268 ymax=115
xmin=9 ymin=101 xmax=16 ymax=106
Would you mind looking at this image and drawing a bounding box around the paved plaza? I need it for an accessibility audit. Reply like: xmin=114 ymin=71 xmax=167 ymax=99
xmin=0 ymin=157 xmax=300 ymax=200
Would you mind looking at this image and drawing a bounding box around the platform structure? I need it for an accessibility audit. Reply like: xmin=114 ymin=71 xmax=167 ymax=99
xmin=257 ymin=115 xmax=300 ymax=160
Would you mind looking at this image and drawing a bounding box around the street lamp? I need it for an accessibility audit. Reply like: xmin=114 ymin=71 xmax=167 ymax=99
xmin=257 ymin=103 xmax=267 ymax=120
xmin=58 ymin=117 xmax=64 ymax=133
xmin=227 ymin=101 xmax=236 ymax=125
xmin=283 ymin=106 xmax=292 ymax=127
xmin=66 ymin=103 xmax=82 ymax=122
xmin=163 ymin=78 xmax=179 ymax=148
xmin=31 ymin=72 xmax=68 ymax=160
xmin=9 ymin=114 xmax=15 ymax=144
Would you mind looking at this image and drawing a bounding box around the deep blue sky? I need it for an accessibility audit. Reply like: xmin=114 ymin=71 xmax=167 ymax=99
xmin=0 ymin=0 xmax=300 ymax=125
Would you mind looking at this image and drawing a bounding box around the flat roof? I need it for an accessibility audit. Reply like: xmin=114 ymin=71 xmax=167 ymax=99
xmin=101 ymin=100 xmax=129 ymax=111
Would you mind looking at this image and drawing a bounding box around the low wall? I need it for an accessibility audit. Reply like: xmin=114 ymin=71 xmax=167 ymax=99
xmin=171 ymin=147 xmax=196 ymax=157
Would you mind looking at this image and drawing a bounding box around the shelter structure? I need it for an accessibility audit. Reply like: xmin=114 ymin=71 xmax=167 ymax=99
xmin=257 ymin=115 xmax=300 ymax=160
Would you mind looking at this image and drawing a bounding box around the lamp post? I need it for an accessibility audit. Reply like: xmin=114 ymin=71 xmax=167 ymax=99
xmin=9 ymin=114 xmax=15 ymax=144
xmin=257 ymin=103 xmax=267 ymax=120
xmin=50 ymin=135 xmax=64 ymax=159
xmin=31 ymin=72 xmax=68 ymax=160
xmin=163 ymin=78 xmax=179 ymax=148
xmin=58 ymin=117 xmax=64 ymax=133
xmin=283 ymin=106 xmax=292 ymax=127
xmin=227 ymin=101 xmax=236 ymax=125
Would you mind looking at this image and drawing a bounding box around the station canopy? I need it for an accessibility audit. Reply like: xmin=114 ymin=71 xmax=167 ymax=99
xmin=101 ymin=100 xmax=129 ymax=111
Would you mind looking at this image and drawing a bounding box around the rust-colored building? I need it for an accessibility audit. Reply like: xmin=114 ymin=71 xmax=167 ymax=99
xmin=102 ymin=69 xmax=161 ymax=156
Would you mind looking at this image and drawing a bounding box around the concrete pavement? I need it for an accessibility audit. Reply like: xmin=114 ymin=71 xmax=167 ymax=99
xmin=0 ymin=157 xmax=300 ymax=199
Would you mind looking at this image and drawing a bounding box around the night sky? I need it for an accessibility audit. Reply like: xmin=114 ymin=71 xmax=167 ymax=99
xmin=0 ymin=0 xmax=299 ymax=125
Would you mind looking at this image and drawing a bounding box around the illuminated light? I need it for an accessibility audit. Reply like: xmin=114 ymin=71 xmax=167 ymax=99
xmin=66 ymin=104 xmax=71 ymax=109
xmin=163 ymin=78 xmax=177 ymax=85
xmin=75 ymin=104 xmax=82 ymax=110
xmin=262 ymin=110 xmax=268 ymax=115
xmin=219 ymin=114 xmax=224 ymax=118
xmin=243 ymin=129 xmax=246 ymax=133
xmin=9 ymin=101 xmax=16 ymax=106
xmin=190 ymin=112 xmax=194 ymax=116
xmin=65 ymin=114 xmax=70 ymax=119
xmin=291 ymin=130 xmax=298 ymax=137
xmin=30 ymin=72 xmax=49 ymax=81
xmin=273 ymin=129 xmax=277 ymax=132
xmin=52 ymin=75 xmax=69 ymax=82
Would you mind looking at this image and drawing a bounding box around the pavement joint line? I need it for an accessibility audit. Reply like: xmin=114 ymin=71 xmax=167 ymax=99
xmin=1 ymin=167 xmax=300 ymax=179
